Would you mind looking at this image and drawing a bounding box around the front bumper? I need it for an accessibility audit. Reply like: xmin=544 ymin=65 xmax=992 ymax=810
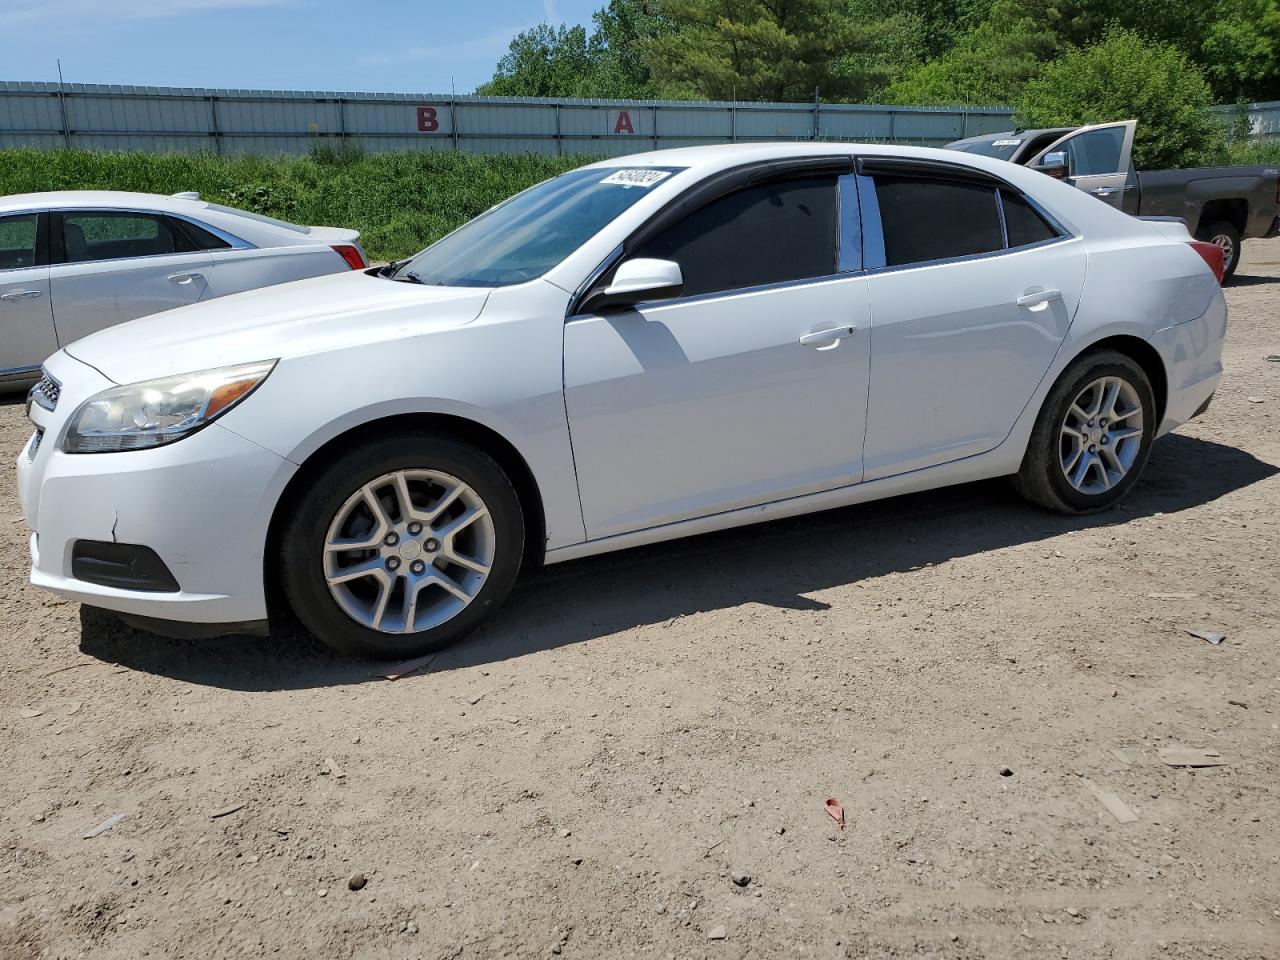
xmin=17 ymin=353 xmax=296 ymax=624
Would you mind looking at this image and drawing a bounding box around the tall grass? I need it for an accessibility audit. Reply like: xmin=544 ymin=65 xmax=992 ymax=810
xmin=0 ymin=148 xmax=596 ymax=262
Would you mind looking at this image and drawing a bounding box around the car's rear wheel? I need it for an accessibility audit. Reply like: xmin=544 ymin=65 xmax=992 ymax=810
xmin=279 ymin=435 xmax=524 ymax=659
xmin=1195 ymin=219 xmax=1240 ymax=281
xmin=1013 ymin=350 xmax=1156 ymax=514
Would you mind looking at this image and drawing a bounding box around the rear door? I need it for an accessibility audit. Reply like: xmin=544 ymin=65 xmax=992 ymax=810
xmin=858 ymin=160 xmax=1088 ymax=479
xmin=1029 ymin=121 xmax=1136 ymax=208
xmin=49 ymin=210 xmax=213 ymax=346
xmin=0 ymin=212 xmax=58 ymax=379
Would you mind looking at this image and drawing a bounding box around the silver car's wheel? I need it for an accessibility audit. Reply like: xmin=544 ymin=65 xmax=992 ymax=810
xmin=1058 ymin=376 xmax=1145 ymax=495
xmin=323 ymin=469 xmax=496 ymax=634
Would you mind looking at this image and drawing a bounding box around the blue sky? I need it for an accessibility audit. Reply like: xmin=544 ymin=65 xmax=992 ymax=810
xmin=1 ymin=0 xmax=603 ymax=93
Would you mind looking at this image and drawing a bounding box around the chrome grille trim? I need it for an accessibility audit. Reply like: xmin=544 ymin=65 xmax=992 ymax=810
xmin=30 ymin=371 xmax=60 ymax=412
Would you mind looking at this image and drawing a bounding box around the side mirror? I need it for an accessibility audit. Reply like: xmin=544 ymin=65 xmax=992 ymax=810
xmin=581 ymin=258 xmax=683 ymax=313
xmin=1034 ymin=151 xmax=1068 ymax=179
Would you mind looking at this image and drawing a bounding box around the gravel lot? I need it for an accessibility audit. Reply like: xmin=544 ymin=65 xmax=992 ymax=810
xmin=2 ymin=243 xmax=1278 ymax=960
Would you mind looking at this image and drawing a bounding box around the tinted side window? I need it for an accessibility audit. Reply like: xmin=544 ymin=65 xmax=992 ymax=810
xmin=0 ymin=214 xmax=38 ymax=271
xmin=1001 ymin=191 xmax=1058 ymax=248
xmin=633 ymin=176 xmax=838 ymax=298
xmin=61 ymin=212 xmax=182 ymax=263
xmin=1062 ymin=127 xmax=1124 ymax=176
xmin=171 ymin=217 xmax=233 ymax=251
xmin=873 ymin=176 xmax=1003 ymax=267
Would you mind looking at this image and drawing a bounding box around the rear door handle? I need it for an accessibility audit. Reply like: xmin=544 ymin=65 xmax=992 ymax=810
xmin=0 ymin=289 xmax=43 ymax=301
xmin=799 ymin=325 xmax=856 ymax=349
xmin=1090 ymin=186 xmax=1120 ymax=197
xmin=168 ymin=273 xmax=204 ymax=284
xmin=1016 ymin=289 xmax=1063 ymax=309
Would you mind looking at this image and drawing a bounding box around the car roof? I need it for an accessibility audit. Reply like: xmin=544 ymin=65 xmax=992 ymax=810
xmin=946 ymin=128 xmax=1074 ymax=149
xmin=0 ymin=190 xmax=323 ymax=247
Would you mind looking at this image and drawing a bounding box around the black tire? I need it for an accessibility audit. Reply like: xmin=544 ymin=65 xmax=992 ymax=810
xmin=1012 ymin=349 xmax=1157 ymax=515
xmin=1195 ymin=219 xmax=1241 ymax=281
xmin=278 ymin=434 xmax=524 ymax=659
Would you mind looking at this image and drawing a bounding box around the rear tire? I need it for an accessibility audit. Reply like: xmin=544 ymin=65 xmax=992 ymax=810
xmin=1195 ymin=219 xmax=1240 ymax=281
xmin=1012 ymin=350 xmax=1156 ymax=515
xmin=279 ymin=434 xmax=524 ymax=659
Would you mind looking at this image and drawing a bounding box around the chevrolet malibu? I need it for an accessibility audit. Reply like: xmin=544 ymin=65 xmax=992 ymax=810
xmin=17 ymin=144 xmax=1227 ymax=659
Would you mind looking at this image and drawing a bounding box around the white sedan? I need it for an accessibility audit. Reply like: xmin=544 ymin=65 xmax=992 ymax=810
xmin=17 ymin=144 xmax=1226 ymax=659
xmin=0 ymin=190 xmax=366 ymax=389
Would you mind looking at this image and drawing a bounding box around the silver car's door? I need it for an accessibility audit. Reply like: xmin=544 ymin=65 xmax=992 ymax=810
xmin=49 ymin=210 xmax=212 ymax=346
xmin=857 ymin=163 xmax=1088 ymax=480
xmin=1029 ymin=121 xmax=1136 ymax=208
xmin=564 ymin=169 xmax=871 ymax=540
xmin=0 ymin=212 xmax=57 ymax=380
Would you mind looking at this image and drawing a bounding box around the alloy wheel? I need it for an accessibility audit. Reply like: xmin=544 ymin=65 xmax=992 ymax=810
xmin=1058 ymin=376 xmax=1145 ymax=496
xmin=322 ymin=469 xmax=496 ymax=633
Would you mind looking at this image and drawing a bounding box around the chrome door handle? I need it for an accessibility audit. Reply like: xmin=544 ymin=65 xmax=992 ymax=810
xmin=799 ymin=325 xmax=856 ymax=348
xmin=168 ymin=273 xmax=204 ymax=284
xmin=1016 ymin=289 xmax=1063 ymax=308
xmin=0 ymin=289 xmax=43 ymax=301
xmin=1090 ymin=186 xmax=1120 ymax=197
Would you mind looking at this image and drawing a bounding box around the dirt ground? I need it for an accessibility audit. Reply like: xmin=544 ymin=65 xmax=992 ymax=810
xmin=2 ymin=243 xmax=1278 ymax=960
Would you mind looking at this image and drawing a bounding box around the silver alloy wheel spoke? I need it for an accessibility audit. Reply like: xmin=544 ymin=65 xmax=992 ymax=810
xmin=1058 ymin=375 xmax=1145 ymax=496
xmin=322 ymin=468 xmax=497 ymax=634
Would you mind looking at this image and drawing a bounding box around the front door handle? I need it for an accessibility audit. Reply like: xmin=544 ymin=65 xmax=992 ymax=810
xmin=1016 ymin=288 xmax=1063 ymax=309
xmin=0 ymin=289 xmax=43 ymax=302
xmin=168 ymin=273 xmax=204 ymax=285
xmin=799 ymin=325 xmax=856 ymax=349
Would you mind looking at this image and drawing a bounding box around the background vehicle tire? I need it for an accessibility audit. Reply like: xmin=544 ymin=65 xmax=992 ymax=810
xmin=1195 ymin=219 xmax=1241 ymax=281
xmin=279 ymin=434 xmax=524 ymax=659
xmin=1012 ymin=349 xmax=1157 ymax=515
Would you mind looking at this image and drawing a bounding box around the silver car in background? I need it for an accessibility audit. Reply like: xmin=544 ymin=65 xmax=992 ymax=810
xmin=0 ymin=190 xmax=367 ymax=388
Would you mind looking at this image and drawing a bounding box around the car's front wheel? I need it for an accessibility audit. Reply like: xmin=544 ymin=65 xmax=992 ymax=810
xmin=279 ymin=435 xmax=524 ymax=659
xmin=1013 ymin=349 xmax=1156 ymax=514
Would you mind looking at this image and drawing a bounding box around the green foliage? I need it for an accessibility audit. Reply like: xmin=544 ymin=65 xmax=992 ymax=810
xmin=1198 ymin=0 xmax=1280 ymax=101
xmin=884 ymin=15 xmax=1055 ymax=105
xmin=1015 ymin=27 xmax=1225 ymax=168
xmin=477 ymin=1 xmax=667 ymax=98
xmin=0 ymin=149 xmax=591 ymax=263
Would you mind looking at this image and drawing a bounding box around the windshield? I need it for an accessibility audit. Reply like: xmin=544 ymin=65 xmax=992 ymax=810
xmin=389 ymin=166 xmax=685 ymax=287
xmin=948 ymin=137 xmax=1025 ymax=160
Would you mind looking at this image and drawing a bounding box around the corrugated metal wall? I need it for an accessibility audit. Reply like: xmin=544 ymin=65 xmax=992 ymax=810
xmin=0 ymin=81 xmax=1018 ymax=155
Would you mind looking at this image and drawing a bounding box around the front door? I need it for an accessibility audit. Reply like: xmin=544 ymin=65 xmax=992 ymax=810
xmin=1030 ymin=121 xmax=1137 ymax=209
xmin=49 ymin=210 xmax=212 ymax=346
xmin=0 ymin=212 xmax=57 ymax=378
xmin=564 ymin=171 xmax=870 ymax=540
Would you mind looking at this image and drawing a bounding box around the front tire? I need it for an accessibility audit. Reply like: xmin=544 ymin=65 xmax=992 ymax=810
xmin=1195 ymin=219 xmax=1240 ymax=281
xmin=279 ymin=435 xmax=524 ymax=659
xmin=1013 ymin=350 xmax=1156 ymax=514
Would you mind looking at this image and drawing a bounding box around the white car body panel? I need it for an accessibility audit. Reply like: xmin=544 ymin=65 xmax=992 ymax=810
xmin=15 ymin=143 xmax=1226 ymax=628
xmin=0 ymin=191 xmax=362 ymax=384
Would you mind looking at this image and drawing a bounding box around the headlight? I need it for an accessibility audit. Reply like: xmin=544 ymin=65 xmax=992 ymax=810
xmin=63 ymin=360 xmax=277 ymax=454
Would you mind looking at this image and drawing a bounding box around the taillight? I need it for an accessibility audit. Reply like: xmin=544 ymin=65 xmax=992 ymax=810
xmin=331 ymin=244 xmax=366 ymax=270
xmin=1188 ymin=240 xmax=1225 ymax=283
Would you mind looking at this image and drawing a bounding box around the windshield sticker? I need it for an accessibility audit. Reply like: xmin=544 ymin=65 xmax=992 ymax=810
xmin=600 ymin=168 xmax=673 ymax=188
xmin=992 ymin=139 xmax=1024 ymax=147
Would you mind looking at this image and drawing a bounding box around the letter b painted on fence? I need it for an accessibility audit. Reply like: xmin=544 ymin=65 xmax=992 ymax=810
xmin=416 ymin=106 xmax=440 ymax=133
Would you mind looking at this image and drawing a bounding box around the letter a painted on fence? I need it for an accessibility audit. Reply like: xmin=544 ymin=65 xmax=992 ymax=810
xmin=417 ymin=106 xmax=439 ymax=133
xmin=613 ymin=110 xmax=634 ymax=134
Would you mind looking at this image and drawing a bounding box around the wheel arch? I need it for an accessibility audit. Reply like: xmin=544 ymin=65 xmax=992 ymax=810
xmin=264 ymin=413 xmax=549 ymax=610
xmin=1196 ymin=198 xmax=1247 ymax=236
xmin=1064 ymin=334 xmax=1168 ymax=424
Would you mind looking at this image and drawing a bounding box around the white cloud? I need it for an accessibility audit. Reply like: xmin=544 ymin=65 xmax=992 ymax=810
xmin=0 ymin=0 xmax=291 ymax=27
xmin=542 ymin=0 xmax=558 ymax=22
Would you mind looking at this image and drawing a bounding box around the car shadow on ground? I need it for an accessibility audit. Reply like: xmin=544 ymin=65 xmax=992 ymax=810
xmin=78 ymin=433 xmax=1277 ymax=692
xmin=1226 ymin=273 xmax=1280 ymax=287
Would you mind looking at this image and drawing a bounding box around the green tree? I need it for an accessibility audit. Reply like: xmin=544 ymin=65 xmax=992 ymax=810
xmin=645 ymin=0 xmax=914 ymax=102
xmin=1015 ymin=26 xmax=1224 ymax=168
xmin=477 ymin=24 xmax=597 ymax=97
xmin=590 ymin=0 xmax=672 ymax=97
xmin=884 ymin=14 xmax=1055 ymax=105
xmin=1198 ymin=0 xmax=1280 ymax=101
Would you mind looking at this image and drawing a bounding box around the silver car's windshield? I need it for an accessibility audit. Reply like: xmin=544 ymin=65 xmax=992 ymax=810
xmin=389 ymin=166 xmax=685 ymax=287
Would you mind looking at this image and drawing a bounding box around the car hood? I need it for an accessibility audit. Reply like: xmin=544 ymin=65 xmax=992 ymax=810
xmin=63 ymin=270 xmax=491 ymax=384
